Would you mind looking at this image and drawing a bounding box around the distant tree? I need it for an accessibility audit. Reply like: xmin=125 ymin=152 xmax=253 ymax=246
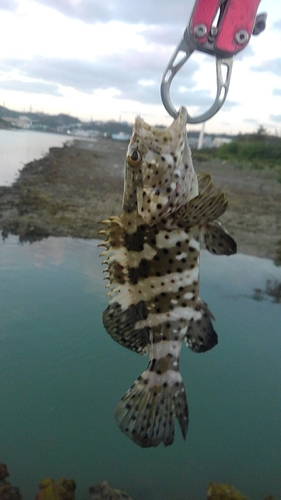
xmin=253 ymin=125 xmax=268 ymax=141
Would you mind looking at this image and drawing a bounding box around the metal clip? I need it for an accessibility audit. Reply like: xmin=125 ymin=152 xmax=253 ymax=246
xmin=161 ymin=0 xmax=266 ymax=123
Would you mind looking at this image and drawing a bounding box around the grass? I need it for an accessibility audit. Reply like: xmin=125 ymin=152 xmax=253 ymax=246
xmin=192 ymin=130 xmax=281 ymax=182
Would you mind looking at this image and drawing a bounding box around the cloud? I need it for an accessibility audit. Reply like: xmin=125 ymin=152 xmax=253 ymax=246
xmin=0 ymin=0 xmax=18 ymax=11
xmin=140 ymin=24 xmax=182 ymax=46
xmin=269 ymin=114 xmax=281 ymax=123
xmin=170 ymin=88 xmax=240 ymax=115
xmin=244 ymin=118 xmax=258 ymax=124
xmin=273 ymin=19 xmax=281 ymax=30
xmin=251 ymin=58 xmax=281 ymax=76
xmin=273 ymin=88 xmax=281 ymax=96
xmin=0 ymin=52 xmax=241 ymax=113
xmin=0 ymin=51 xmax=199 ymax=105
xmin=0 ymin=78 xmax=62 ymax=95
xmin=235 ymin=44 xmax=255 ymax=61
xmin=34 ymin=0 xmax=193 ymax=25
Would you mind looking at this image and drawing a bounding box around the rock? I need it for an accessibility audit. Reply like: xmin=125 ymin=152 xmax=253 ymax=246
xmin=35 ymin=478 xmax=76 ymax=500
xmin=0 ymin=483 xmax=22 ymax=500
xmin=88 ymin=480 xmax=133 ymax=500
xmin=0 ymin=465 xmax=9 ymax=482
xmin=0 ymin=464 xmax=22 ymax=500
xmin=207 ymin=482 xmax=248 ymax=500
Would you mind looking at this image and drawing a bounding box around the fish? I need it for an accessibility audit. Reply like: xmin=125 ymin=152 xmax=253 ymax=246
xmin=100 ymin=107 xmax=236 ymax=448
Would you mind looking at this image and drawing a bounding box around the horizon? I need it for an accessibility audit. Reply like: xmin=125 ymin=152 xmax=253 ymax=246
xmin=1 ymin=103 xmax=274 ymax=138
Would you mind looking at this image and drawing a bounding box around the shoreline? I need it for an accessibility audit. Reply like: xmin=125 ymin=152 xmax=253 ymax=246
xmin=0 ymin=137 xmax=280 ymax=263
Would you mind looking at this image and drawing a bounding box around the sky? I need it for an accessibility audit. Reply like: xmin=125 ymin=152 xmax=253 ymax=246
xmin=0 ymin=0 xmax=280 ymax=134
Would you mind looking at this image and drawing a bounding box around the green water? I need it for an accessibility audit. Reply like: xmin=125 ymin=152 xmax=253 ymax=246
xmin=0 ymin=236 xmax=280 ymax=500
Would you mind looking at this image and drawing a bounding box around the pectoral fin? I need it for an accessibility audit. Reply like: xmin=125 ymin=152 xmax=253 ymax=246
xmin=185 ymin=301 xmax=218 ymax=353
xmin=201 ymin=220 xmax=237 ymax=255
xmin=102 ymin=301 xmax=150 ymax=354
xmin=176 ymin=191 xmax=228 ymax=228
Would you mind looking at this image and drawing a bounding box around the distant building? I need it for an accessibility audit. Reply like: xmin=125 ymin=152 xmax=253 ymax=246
xmin=111 ymin=132 xmax=131 ymax=141
xmin=213 ymin=137 xmax=232 ymax=148
xmin=3 ymin=115 xmax=32 ymax=129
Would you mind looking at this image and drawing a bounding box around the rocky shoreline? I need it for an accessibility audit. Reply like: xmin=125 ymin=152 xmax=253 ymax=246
xmin=0 ymin=462 xmax=275 ymax=499
xmin=0 ymin=137 xmax=280 ymax=263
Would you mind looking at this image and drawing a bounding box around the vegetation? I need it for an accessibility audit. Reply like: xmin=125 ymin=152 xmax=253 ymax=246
xmin=193 ymin=126 xmax=281 ymax=182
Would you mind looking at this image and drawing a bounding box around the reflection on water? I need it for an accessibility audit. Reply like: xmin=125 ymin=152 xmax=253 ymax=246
xmin=252 ymin=280 xmax=281 ymax=303
xmin=0 ymin=237 xmax=280 ymax=500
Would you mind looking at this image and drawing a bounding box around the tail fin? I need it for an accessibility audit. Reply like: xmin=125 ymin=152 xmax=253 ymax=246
xmin=114 ymin=370 xmax=188 ymax=448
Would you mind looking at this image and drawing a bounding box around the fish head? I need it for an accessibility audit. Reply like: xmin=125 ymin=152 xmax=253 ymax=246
xmin=125 ymin=107 xmax=198 ymax=225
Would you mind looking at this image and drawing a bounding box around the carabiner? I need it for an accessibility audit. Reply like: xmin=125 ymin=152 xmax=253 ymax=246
xmin=160 ymin=0 xmax=266 ymax=123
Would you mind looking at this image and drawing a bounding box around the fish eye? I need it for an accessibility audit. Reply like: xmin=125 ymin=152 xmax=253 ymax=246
xmin=127 ymin=149 xmax=142 ymax=167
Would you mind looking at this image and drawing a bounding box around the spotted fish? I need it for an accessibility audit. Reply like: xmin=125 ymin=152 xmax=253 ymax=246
xmin=100 ymin=107 xmax=236 ymax=448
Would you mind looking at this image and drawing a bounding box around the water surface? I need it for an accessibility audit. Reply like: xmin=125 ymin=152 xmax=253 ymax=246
xmin=0 ymin=237 xmax=280 ymax=499
xmin=0 ymin=129 xmax=71 ymax=185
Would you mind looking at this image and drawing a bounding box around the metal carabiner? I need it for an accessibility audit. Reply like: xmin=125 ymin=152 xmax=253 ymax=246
xmin=160 ymin=32 xmax=233 ymax=123
xmin=160 ymin=0 xmax=266 ymax=123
